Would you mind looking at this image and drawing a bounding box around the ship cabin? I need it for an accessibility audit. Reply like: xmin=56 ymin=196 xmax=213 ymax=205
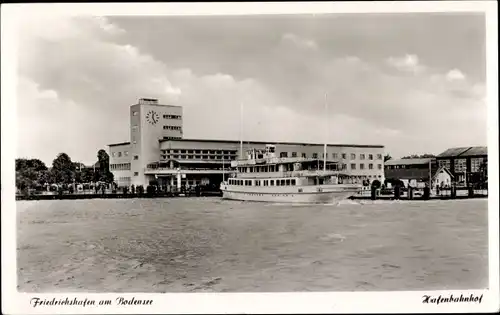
xmin=228 ymin=145 xmax=350 ymax=187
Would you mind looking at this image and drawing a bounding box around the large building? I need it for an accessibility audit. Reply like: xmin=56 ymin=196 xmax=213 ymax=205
xmin=384 ymin=146 xmax=487 ymax=188
xmin=108 ymin=98 xmax=386 ymax=188
xmin=435 ymin=146 xmax=487 ymax=187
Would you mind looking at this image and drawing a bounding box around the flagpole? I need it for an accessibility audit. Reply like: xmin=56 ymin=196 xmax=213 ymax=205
xmin=323 ymin=93 xmax=328 ymax=173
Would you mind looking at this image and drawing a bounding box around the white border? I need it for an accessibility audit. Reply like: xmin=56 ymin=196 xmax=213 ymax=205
xmin=2 ymin=2 xmax=498 ymax=314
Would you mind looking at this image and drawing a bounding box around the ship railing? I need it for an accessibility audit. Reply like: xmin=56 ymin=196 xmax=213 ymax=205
xmin=232 ymin=157 xmax=337 ymax=167
xmin=235 ymin=170 xmax=342 ymax=179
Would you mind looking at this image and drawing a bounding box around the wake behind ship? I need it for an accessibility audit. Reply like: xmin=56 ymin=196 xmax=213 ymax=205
xmin=220 ymin=144 xmax=362 ymax=204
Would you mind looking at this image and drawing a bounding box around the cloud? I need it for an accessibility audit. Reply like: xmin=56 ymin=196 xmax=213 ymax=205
xmin=446 ymin=68 xmax=466 ymax=81
xmin=281 ymin=33 xmax=318 ymax=50
xmin=16 ymin=16 xmax=487 ymax=164
xmin=386 ymin=54 xmax=425 ymax=74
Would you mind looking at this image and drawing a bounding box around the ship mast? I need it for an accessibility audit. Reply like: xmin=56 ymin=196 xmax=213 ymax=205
xmin=323 ymin=93 xmax=328 ymax=173
xmin=240 ymin=102 xmax=243 ymax=159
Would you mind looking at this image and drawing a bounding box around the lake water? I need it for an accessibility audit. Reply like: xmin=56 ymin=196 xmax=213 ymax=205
xmin=17 ymin=198 xmax=489 ymax=292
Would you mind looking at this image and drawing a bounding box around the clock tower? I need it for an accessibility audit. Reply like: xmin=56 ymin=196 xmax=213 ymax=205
xmin=129 ymin=98 xmax=183 ymax=186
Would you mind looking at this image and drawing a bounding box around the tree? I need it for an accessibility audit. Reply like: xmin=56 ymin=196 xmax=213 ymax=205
xmin=96 ymin=149 xmax=114 ymax=183
xmin=51 ymin=153 xmax=76 ymax=184
xmin=401 ymin=154 xmax=436 ymax=159
xmin=384 ymin=154 xmax=392 ymax=162
xmin=16 ymin=158 xmax=49 ymax=190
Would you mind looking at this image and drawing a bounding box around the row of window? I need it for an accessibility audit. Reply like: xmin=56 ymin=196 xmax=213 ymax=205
xmin=163 ymin=149 xmax=237 ymax=155
xmin=236 ymin=163 xmax=381 ymax=173
xmin=163 ymin=125 xmax=182 ymax=130
xmin=111 ymin=152 xmax=139 ymax=160
xmin=117 ymin=177 xmax=131 ymax=182
xmin=132 ymin=111 xmax=182 ymax=120
xmin=112 ymin=151 xmax=129 ymax=158
xmin=438 ymin=157 xmax=486 ymax=173
xmin=111 ymin=163 xmax=131 ymax=171
xmin=163 ymin=114 xmax=181 ymax=120
xmin=163 ymin=136 xmax=182 ymax=140
xmin=280 ymin=152 xmax=382 ymax=160
xmin=351 ymin=163 xmax=382 ymax=170
xmin=162 ymin=155 xmax=236 ymax=160
xmin=229 ymin=178 xmax=297 ymax=186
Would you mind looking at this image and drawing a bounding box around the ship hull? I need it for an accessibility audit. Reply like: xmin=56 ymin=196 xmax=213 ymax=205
xmin=220 ymin=184 xmax=362 ymax=204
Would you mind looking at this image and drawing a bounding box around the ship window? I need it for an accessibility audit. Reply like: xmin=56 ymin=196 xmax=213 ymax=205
xmin=280 ymin=152 xmax=288 ymax=158
xmin=291 ymin=179 xmax=296 ymax=186
xmin=276 ymin=180 xmax=280 ymax=186
xmin=312 ymin=153 xmax=318 ymax=158
xmin=302 ymin=153 xmax=307 ymax=158
xmin=286 ymin=179 xmax=291 ymax=186
xmin=270 ymin=180 xmax=275 ymax=186
xmin=292 ymin=152 xmax=297 ymax=157
xmin=281 ymin=180 xmax=286 ymax=186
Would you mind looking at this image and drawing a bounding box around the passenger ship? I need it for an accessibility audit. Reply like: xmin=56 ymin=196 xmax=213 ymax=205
xmin=220 ymin=144 xmax=363 ymax=204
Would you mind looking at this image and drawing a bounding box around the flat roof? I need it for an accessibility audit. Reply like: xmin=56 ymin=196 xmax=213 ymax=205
xmin=108 ymin=142 xmax=130 ymax=147
xmin=132 ymin=103 xmax=181 ymax=108
xmin=159 ymin=138 xmax=384 ymax=148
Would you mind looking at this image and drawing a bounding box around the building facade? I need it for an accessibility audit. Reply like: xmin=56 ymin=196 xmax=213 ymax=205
xmin=109 ymin=98 xmax=386 ymax=188
xmin=384 ymin=158 xmax=437 ymax=186
xmin=435 ymin=146 xmax=487 ymax=187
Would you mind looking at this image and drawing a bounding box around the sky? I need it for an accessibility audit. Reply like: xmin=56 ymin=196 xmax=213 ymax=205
xmin=16 ymin=13 xmax=487 ymax=166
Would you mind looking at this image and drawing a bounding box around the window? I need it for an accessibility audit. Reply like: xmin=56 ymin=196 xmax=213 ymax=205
xmin=332 ymin=153 xmax=338 ymax=159
xmin=454 ymin=158 xmax=467 ymax=173
xmin=369 ymin=154 xmax=373 ymax=160
xmin=117 ymin=152 xmax=122 ymax=157
xmin=291 ymin=152 xmax=297 ymax=158
xmin=111 ymin=152 xmax=116 ymax=157
xmin=270 ymin=180 xmax=275 ymax=186
xmin=134 ymin=172 xmax=139 ymax=176
xmin=286 ymin=179 xmax=291 ymax=186
xmin=301 ymin=153 xmax=307 ymax=158
xmin=377 ymin=154 xmax=382 ymax=160
xmin=134 ymin=155 xmax=139 ymax=160
xmin=360 ymin=164 xmax=365 ymax=170
xmin=291 ymin=179 xmax=296 ymax=186
xmin=133 ymin=111 xmax=138 ymax=116
xmin=471 ymin=157 xmax=484 ymax=172
xmin=312 ymin=153 xmax=318 ymax=158
xmin=360 ymin=154 xmax=366 ymax=160
xmin=369 ymin=163 xmax=373 ymax=170
xmin=342 ymin=153 xmax=346 ymax=159
xmin=351 ymin=163 xmax=356 ymax=170
xmin=377 ymin=164 xmax=382 ymax=170
xmin=351 ymin=153 xmax=356 ymax=159
xmin=438 ymin=159 xmax=451 ymax=169
xmin=280 ymin=152 xmax=288 ymax=158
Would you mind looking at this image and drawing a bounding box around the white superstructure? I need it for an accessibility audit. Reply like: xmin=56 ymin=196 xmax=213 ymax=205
xmin=220 ymin=145 xmax=363 ymax=203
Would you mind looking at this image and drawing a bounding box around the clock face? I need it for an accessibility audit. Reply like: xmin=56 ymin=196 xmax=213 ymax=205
xmin=146 ymin=110 xmax=159 ymax=125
